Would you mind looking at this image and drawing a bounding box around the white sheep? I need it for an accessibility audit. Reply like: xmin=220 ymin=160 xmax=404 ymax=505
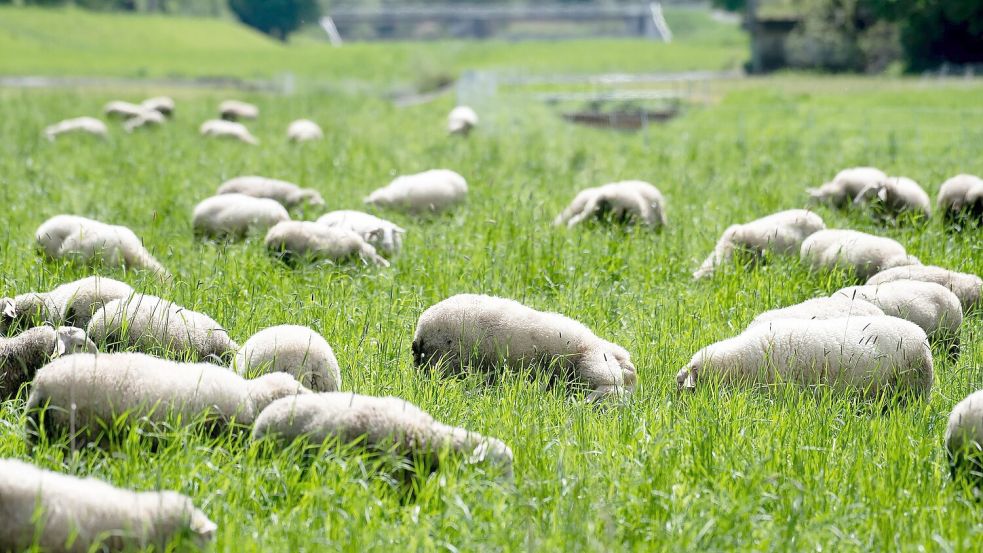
xmin=35 ymin=215 xmax=168 ymax=276
xmin=103 ymin=101 xmax=145 ymax=119
xmin=0 ymin=458 xmax=216 ymax=553
xmin=287 ymin=119 xmax=323 ymax=142
xmin=364 ymin=169 xmax=467 ymax=214
xmin=141 ymin=96 xmax=174 ymax=117
xmin=252 ymin=392 xmax=513 ymax=477
xmin=219 ymin=99 xmax=258 ymax=121
xmin=807 ymin=166 xmax=887 ymax=207
xmin=86 ymin=294 xmax=238 ymax=361
xmin=447 ymin=106 xmax=479 ymax=136
xmin=867 ymin=264 xmax=982 ymax=312
xmin=316 ymin=210 xmax=406 ymax=256
xmin=264 ymin=221 xmax=389 ymax=267
xmin=192 ymin=194 xmax=290 ymax=240
xmin=1 ymin=326 xmax=96 ymax=399
xmin=234 ymin=325 xmax=341 ymax=392
xmin=945 ymin=390 xmax=983 ymax=482
xmin=800 ymin=229 xmax=919 ymax=281
xmin=833 ymin=281 xmax=963 ymax=344
xmin=0 ymin=275 xmax=134 ymax=333
xmin=554 ymin=180 xmax=667 ymax=229
xmin=937 ymin=174 xmax=983 ymax=222
xmin=43 ymin=117 xmax=108 ymax=141
xmin=676 ymin=316 xmax=933 ymax=399
xmin=123 ymin=109 xmax=166 ymax=133
xmin=199 ymin=119 xmax=258 ymax=145
xmin=412 ymin=294 xmax=637 ymax=401
xmin=217 ymin=175 xmax=325 ymax=208
xmin=853 ymin=176 xmax=932 ymax=218
xmin=748 ymin=295 xmax=884 ymax=328
xmin=694 ymin=209 xmax=825 ymax=280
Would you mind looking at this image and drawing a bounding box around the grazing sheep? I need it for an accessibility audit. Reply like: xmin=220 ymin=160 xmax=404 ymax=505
xmin=937 ymin=174 xmax=983 ymax=222
xmin=26 ymin=352 xmax=309 ymax=443
xmin=554 ymin=180 xmax=667 ymax=229
xmin=833 ymin=281 xmax=963 ymax=344
xmin=0 ymin=458 xmax=216 ymax=553
xmin=86 ymin=294 xmax=238 ymax=361
xmin=192 ymin=194 xmax=290 ymax=240
xmin=1 ymin=326 xmax=96 ymax=399
xmin=123 ymin=110 xmax=166 ymax=133
xmin=264 ymin=221 xmax=389 ymax=267
xmin=234 ymin=325 xmax=341 ymax=392
xmin=0 ymin=275 xmax=134 ymax=333
xmin=364 ymin=169 xmax=467 ymax=214
xmin=412 ymin=294 xmax=637 ymax=401
xmin=252 ymin=392 xmax=513 ymax=477
xmin=694 ymin=209 xmax=824 ymax=280
xmin=316 ymin=210 xmax=406 ymax=256
xmin=217 ymin=176 xmax=324 ymax=208
xmin=945 ymin=390 xmax=983 ymax=483
xmin=141 ymin=96 xmax=175 ymax=117
xmin=676 ymin=316 xmax=933 ymax=399
xmin=199 ymin=119 xmax=258 ymax=145
xmin=867 ymin=265 xmax=982 ymax=312
xmin=43 ymin=117 xmax=108 ymax=141
xmin=808 ymin=166 xmax=887 ymax=207
xmin=748 ymin=295 xmax=884 ymax=328
xmin=219 ymin=100 xmax=258 ymax=121
xmin=35 ymin=215 xmax=168 ymax=276
xmin=853 ymin=176 xmax=932 ymax=219
xmin=287 ymin=119 xmax=323 ymax=142
xmin=103 ymin=101 xmax=144 ymax=119
xmin=800 ymin=229 xmax=919 ymax=281
xmin=447 ymin=106 xmax=478 ymax=136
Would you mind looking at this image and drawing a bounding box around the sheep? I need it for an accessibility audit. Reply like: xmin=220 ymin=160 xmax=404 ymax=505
xmin=945 ymin=390 xmax=983 ymax=484
xmin=233 ymin=325 xmax=341 ymax=392
xmin=264 ymin=221 xmax=389 ymax=267
xmin=192 ymin=194 xmax=290 ymax=240
xmin=35 ymin=215 xmax=168 ymax=276
xmin=867 ymin=265 xmax=982 ymax=312
xmin=1 ymin=275 xmax=134 ymax=333
xmin=676 ymin=316 xmax=933 ymax=400
xmin=103 ymin=101 xmax=145 ymax=119
xmin=554 ymin=180 xmax=667 ymax=229
xmin=364 ymin=169 xmax=467 ymax=214
xmin=0 ymin=458 xmax=216 ymax=553
xmin=833 ymin=281 xmax=963 ymax=345
xmin=43 ymin=117 xmax=108 ymax=141
xmin=252 ymin=392 xmax=513 ymax=478
xmin=217 ymin=175 xmax=325 ymax=208
xmin=937 ymin=174 xmax=983 ymax=222
xmin=25 ymin=352 xmax=309 ymax=443
xmin=316 ymin=210 xmax=406 ymax=256
xmin=219 ymin=99 xmax=258 ymax=121
xmin=853 ymin=176 xmax=932 ymax=219
xmin=807 ymin=166 xmax=887 ymax=207
xmin=287 ymin=119 xmax=323 ymax=142
xmin=799 ymin=229 xmax=919 ymax=281
xmin=86 ymin=294 xmax=238 ymax=362
xmin=141 ymin=96 xmax=175 ymax=117
xmin=748 ymin=295 xmax=884 ymax=328
xmin=123 ymin=109 xmax=166 ymax=133
xmin=694 ymin=209 xmax=825 ymax=280
xmin=447 ymin=106 xmax=478 ymax=136
xmin=1 ymin=326 xmax=96 ymax=399
xmin=412 ymin=294 xmax=637 ymax=402
xmin=199 ymin=119 xmax=258 ymax=145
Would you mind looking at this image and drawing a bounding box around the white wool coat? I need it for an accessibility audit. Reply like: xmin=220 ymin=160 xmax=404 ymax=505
xmin=1 ymin=326 xmax=97 ymax=399
xmin=234 ymin=325 xmax=341 ymax=392
xmin=1 ymin=275 xmax=134 ymax=332
xmin=287 ymin=119 xmax=323 ymax=142
xmin=748 ymin=295 xmax=884 ymax=328
xmin=945 ymin=390 xmax=983 ymax=474
xmin=853 ymin=176 xmax=932 ymax=218
xmin=833 ymin=281 xmax=963 ymax=341
xmin=364 ymin=169 xmax=468 ymax=213
xmin=217 ymin=176 xmax=324 ymax=207
xmin=264 ymin=221 xmax=389 ymax=267
xmin=867 ymin=264 xmax=982 ymax=312
xmin=800 ymin=229 xmax=918 ymax=280
xmin=316 ymin=210 xmax=405 ymax=255
xmin=937 ymin=174 xmax=983 ymax=219
xmin=199 ymin=119 xmax=258 ymax=145
xmin=35 ymin=215 xmax=168 ymax=276
xmin=554 ymin=180 xmax=667 ymax=229
xmin=807 ymin=166 xmax=887 ymax=207
xmin=447 ymin=106 xmax=479 ymax=135
xmin=44 ymin=117 xmax=108 ymax=141
xmin=219 ymin=100 xmax=259 ymax=120
xmin=192 ymin=194 xmax=290 ymax=239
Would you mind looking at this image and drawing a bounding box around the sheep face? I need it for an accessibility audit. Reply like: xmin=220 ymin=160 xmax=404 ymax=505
xmin=676 ymin=363 xmax=698 ymax=391
xmin=247 ymin=372 xmax=311 ymax=411
xmin=54 ymin=326 xmax=97 ymax=356
xmin=579 ymin=345 xmax=637 ymax=402
xmin=298 ymin=189 xmax=325 ymax=206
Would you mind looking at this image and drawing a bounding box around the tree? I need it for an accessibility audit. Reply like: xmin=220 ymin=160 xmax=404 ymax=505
xmin=868 ymin=0 xmax=983 ymax=71
xmin=228 ymin=0 xmax=320 ymax=41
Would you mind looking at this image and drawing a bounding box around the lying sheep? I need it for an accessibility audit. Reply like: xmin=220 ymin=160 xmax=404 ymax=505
xmin=412 ymin=294 xmax=637 ymax=401
xmin=748 ymin=295 xmax=884 ymax=328
xmin=316 ymin=210 xmax=406 ymax=256
xmin=0 ymin=275 xmax=134 ymax=333
xmin=35 ymin=215 xmax=168 ymax=276
xmin=199 ymin=119 xmax=258 ymax=145
xmin=853 ymin=176 xmax=932 ymax=219
xmin=219 ymin=100 xmax=258 ymax=121
xmin=234 ymin=325 xmax=341 ymax=392
xmin=86 ymin=294 xmax=238 ymax=361
xmin=694 ymin=209 xmax=824 ymax=280
xmin=141 ymin=96 xmax=174 ymax=117
xmin=123 ymin=110 xmax=166 ymax=133
xmin=447 ymin=106 xmax=478 ymax=136
xmin=945 ymin=390 xmax=983 ymax=483
xmin=1 ymin=326 xmax=96 ymax=399
xmin=867 ymin=265 xmax=982 ymax=312
xmin=26 ymin=352 xmax=309 ymax=443
xmin=833 ymin=281 xmax=962 ymax=345
xmin=554 ymin=180 xmax=667 ymax=229
xmin=937 ymin=174 xmax=983 ymax=222
xmin=103 ymin=101 xmax=144 ymax=119
xmin=0 ymin=459 xmax=216 ymax=553
xmin=44 ymin=117 xmax=108 ymax=141
xmin=676 ymin=316 xmax=933 ymax=399
xmin=800 ymin=229 xmax=918 ymax=281
xmin=252 ymin=392 xmax=513 ymax=477
xmin=192 ymin=194 xmax=290 ymax=240
xmin=364 ymin=169 xmax=467 ymax=214
xmin=287 ymin=119 xmax=323 ymax=142
xmin=264 ymin=221 xmax=389 ymax=267
xmin=217 ymin=176 xmax=324 ymax=208
xmin=808 ymin=166 xmax=887 ymax=207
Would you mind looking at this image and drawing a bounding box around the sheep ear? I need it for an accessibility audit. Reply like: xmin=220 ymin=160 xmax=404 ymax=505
xmin=190 ymin=511 xmax=218 ymax=537
xmin=877 ymin=188 xmax=889 ymax=202
xmin=2 ymin=300 xmax=15 ymax=319
xmin=52 ymin=335 xmax=68 ymax=357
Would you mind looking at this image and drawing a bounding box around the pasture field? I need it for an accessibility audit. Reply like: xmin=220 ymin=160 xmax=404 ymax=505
xmin=2 ymin=73 xmax=983 ymax=550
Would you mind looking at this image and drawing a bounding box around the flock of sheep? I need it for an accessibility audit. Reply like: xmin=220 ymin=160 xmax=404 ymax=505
xmin=3 ymin=98 xmax=983 ymax=551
